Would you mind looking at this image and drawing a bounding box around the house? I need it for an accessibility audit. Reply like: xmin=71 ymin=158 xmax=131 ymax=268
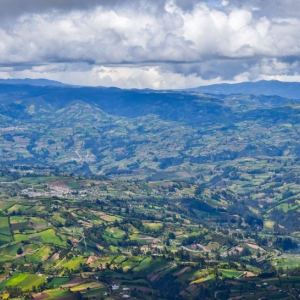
xmin=112 ymin=284 xmax=120 ymax=290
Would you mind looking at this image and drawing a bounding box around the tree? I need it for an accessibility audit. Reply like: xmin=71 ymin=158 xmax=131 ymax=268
xmin=168 ymin=232 xmax=176 ymax=239
xmin=7 ymin=286 xmax=23 ymax=298
xmin=194 ymin=186 xmax=204 ymax=197
xmin=73 ymin=291 xmax=83 ymax=300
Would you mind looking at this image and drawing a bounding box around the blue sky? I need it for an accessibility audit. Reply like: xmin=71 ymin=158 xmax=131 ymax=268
xmin=0 ymin=0 xmax=300 ymax=88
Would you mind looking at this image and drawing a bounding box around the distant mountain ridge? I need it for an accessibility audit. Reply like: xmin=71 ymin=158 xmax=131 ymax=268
xmin=0 ymin=78 xmax=69 ymax=87
xmin=187 ymin=80 xmax=300 ymax=99
xmin=3 ymin=79 xmax=300 ymax=100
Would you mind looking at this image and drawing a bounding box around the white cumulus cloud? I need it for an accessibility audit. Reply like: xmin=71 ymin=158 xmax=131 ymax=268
xmin=0 ymin=0 xmax=299 ymax=88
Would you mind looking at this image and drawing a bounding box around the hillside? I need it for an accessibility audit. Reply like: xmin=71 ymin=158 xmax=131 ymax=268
xmin=1 ymin=83 xmax=300 ymax=298
xmin=0 ymin=167 xmax=299 ymax=299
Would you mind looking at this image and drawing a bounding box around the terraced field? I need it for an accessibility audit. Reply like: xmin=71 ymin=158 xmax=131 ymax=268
xmin=0 ymin=164 xmax=299 ymax=299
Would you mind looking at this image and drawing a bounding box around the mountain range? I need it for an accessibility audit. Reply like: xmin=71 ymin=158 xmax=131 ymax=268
xmin=187 ymin=79 xmax=300 ymax=99
xmin=1 ymin=78 xmax=300 ymax=298
xmin=3 ymin=78 xmax=300 ymax=99
xmin=1 ymin=79 xmax=300 ymax=184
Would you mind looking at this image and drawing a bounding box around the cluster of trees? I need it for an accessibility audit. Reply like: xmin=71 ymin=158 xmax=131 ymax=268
xmin=274 ymin=237 xmax=298 ymax=250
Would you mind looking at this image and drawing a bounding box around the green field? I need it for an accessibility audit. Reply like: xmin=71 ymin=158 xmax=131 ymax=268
xmin=44 ymin=289 xmax=74 ymax=299
xmin=0 ymin=234 xmax=12 ymax=246
xmin=0 ymin=217 xmax=9 ymax=228
xmin=39 ymin=229 xmax=65 ymax=246
xmin=105 ymin=227 xmax=125 ymax=239
xmin=49 ymin=277 xmax=71 ymax=288
xmin=28 ymin=245 xmax=52 ymax=262
xmin=121 ymin=259 xmax=140 ymax=271
xmin=70 ymin=282 xmax=104 ymax=292
xmin=219 ymin=269 xmax=243 ymax=278
xmin=13 ymin=233 xmax=29 ymax=242
xmin=7 ymin=204 xmax=30 ymax=214
xmin=1 ymin=243 xmax=22 ymax=256
xmin=65 ymin=181 xmax=81 ymax=189
xmin=10 ymin=216 xmax=27 ymax=224
xmin=2 ymin=272 xmax=47 ymax=291
xmin=143 ymin=222 xmax=163 ymax=230
xmin=62 ymin=256 xmax=87 ymax=274
xmin=0 ymin=217 xmax=11 ymax=236
xmin=133 ymin=257 xmax=154 ymax=272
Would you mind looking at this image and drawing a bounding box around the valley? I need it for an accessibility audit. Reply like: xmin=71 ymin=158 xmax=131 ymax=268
xmin=1 ymin=83 xmax=300 ymax=298
xmin=0 ymin=166 xmax=299 ymax=299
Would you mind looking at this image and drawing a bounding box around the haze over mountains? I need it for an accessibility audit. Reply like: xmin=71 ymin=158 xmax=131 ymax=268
xmin=188 ymin=80 xmax=300 ymax=100
xmin=0 ymin=78 xmax=69 ymax=87
xmin=4 ymin=78 xmax=300 ymax=100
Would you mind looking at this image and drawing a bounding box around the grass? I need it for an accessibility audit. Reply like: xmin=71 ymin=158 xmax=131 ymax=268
xmin=49 ymin=277 xmax=71 ymax=288
xmin=3 ymin=273 xmax=46 ymax=291
xmin=121 ymin=259 xmax=140 ymax=272
xmin=265 ymin=220 xmax=275 ymax=229
xmin=70 ymin=282 xmax=104 ymax=292
xmin=13 ymin=234 xmax=29 ymax=242
xmin=0 ymin=228 xmax=11 ymax=237
xmin=109 ymin=245 xmax=119 ymax=252
xmin=1 ymin=243 xmax=22 ymax=256
xmin=113 ymin=255 xmax=126 ymax=264
xmin=45 ymin=289 xmax=74 ymax=299
xmin=29 ymin=217 xmax=47 ymax=228
xmin=39 ymin=229 xmax=65 ymax=246
xmin=145 ymin=260 xmax=170 ymax=273
xmin=0 ymin=217 xmax=11 ymax=236
xmin=6 ymin=273 xmax=28 ymax=286
xmin=62 ymin=256 xmax=87 ymax=273
xmin=105 ymin=227 xmax=125 ymax=239
xmin=28 ymin=245 xmax=52 ymax=262
xmin=0 ymin=217 xmax=9 ymax=228
xmin=0 ymin=234 xmax=12 ymax=246
xmin=87 ymin=256 xmax=114 ymax=268
xmin=0 ymin=202 xmax=15 ymax=212
xmin=84 ymin=287 xmax=107 ymax=297
xmin=7 ymin=204 xmax=30 ymax=214
xmin=220 ymin=269 xmax=243 ymax=278
xmin=10 ymin=216 xmax=27 ymax=224
xmin=274 ymin=257 xmax=300 ymax=268
xmin=19 ymin=177 xmax=60 ymax=184
xmin=100 ymin=215 xmax=121 ymax=222
xmin=18 ymin=274 xmax=46 ymax=291
xmin=65 ymin=181 xmax=81 ymax=189
xmin=207 ymin=242 xmax=220 ymax=251
xmin=133 ymin=257 xmax=154 ymax=272
xmin=52 ymin=214 xmax=66 ymax=225
xmin=143 ymin=222 xmax=163 ymax=230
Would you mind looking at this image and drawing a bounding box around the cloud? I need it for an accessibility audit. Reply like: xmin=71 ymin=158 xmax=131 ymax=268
xmin=0 ymin=0 xmax=300 ymax=88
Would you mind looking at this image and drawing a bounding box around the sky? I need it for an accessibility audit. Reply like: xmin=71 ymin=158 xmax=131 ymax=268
xmin=0 ymin=0 xmax=300 ymax=89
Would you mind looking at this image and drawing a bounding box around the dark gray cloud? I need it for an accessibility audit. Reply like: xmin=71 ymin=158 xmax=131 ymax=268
xmin=1 ymin=0 xmax=299 ymax=18
xmin=0 ymin=0 xmax=167 ymax=19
